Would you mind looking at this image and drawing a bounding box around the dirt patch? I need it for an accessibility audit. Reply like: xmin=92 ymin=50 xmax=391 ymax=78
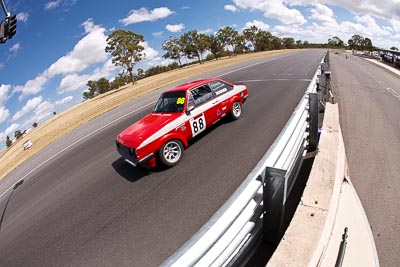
xmin=0 ymin=50 xmax=293 ymax=182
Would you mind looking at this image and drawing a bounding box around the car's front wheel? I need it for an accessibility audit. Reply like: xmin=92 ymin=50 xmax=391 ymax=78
xmin=230 ymin=101 xmax=242 ymax=120
xmin=159 ymin=139 xmax=184 ymax=167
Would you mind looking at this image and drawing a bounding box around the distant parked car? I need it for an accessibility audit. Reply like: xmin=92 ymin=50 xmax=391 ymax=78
xmin=394 ymin=55 xmax=400 ymax=68
xmin=116 ymin=78 xmax=249 ymax=168
xmin=383 ymin=52 xmax=394 ymax=63
xmin=23 ymin=140 xmax=33 ymax=150
xmin=372 ymin=51 xmax=380 ymax=59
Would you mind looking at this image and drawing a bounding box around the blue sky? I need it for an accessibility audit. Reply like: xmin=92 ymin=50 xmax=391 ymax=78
xmin=0 ymin=0 xmax=399 ymax=149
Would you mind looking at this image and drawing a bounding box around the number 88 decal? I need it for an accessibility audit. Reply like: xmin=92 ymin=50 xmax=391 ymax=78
xmin=190 ymin=114 xmax=206 ymax=137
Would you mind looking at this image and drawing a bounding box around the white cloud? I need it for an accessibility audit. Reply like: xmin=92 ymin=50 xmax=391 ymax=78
xmin=57 ymin=58 xmax=121 ymax=94
xmin=315 ymin=0 xmax=400 ymax=22
xmin=17 ymin=12 xmax=29 ymax=23
xmin=309 ymin=3 xmax=336 ymax=23
xmin=152 ymin=31 xmax=164 ymax=38
xmin=14 ymin=19 xmax=108 ymax=100
xmin=58 ymin=73 xmax=91 ymax=94
xmin=199 ymin=28 xmax=213 ymax=34
xmin=46 ymin=19 xmax=108 ymax=78
xmin=392 ymin=16 xmax=400 ymax=32
xmin=9 ymin=43 xmax=21 ymax=53
xmin=0 ymin=84 xmax=9 ymax=122
xmin=273 ymin=25 xmax=303 ymax=37
xmin=119 ymin=7 xmax=174 ymax=25
xmin=44 ymin=0 xmax=61 ymax=10
xmin=0 ymin=84 xmax=10 ymax=106
xmin=244 ymin=20 xmax=270 ymax=31
xmin=355 ymin=15 xmax=391 ymax=36
xmin=13 ymin=75 xmax=48 ymax=101
xmin=0 ymin=107 xmax=9 ymax=124
xmin=233 ymin=0 xmax=306 ymax=25
xmin=12 ymin=96 xmax=43 ymax=122
xmin=55 ymin=96 xmax=73 ymax=105
xmin=225 ymin=5 xmax=238 ymax=12
xmin=32 ymin=101 xmax=55 ymax=123
xmin=166 ymin=23 xmax=185 ymax=32
xmin=144 ymin=56 xmax=174 ymax=67
xmin=0 ymin=123 xmax=19 ymax=142
xmin=141 ymin=41 xmax=159 ymax=60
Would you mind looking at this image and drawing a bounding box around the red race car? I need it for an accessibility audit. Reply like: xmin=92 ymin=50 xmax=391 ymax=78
xmin=116 ymin=78 xmax=248 ymax=168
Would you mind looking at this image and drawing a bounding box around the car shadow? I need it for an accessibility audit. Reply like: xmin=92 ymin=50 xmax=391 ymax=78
xmin=111 ymin=157 xmax=167 ymax=182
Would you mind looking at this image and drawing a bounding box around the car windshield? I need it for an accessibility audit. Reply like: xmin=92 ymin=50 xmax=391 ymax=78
xmin=154 ymin=91 xmax=186 ymax=113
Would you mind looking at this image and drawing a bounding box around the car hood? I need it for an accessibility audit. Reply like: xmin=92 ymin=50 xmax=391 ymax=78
xmin=117 ymin=112 xmax=183 ymax=148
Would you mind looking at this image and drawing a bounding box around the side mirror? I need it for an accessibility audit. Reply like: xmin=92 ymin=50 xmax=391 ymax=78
xmin=186 ymin=105 xmax=195 ymax=115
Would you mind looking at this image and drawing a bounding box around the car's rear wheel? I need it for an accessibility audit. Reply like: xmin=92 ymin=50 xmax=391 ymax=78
xmin=230 ymin=101 xmax=242 ymax=120
xmin=159 ymin=139 xmax=184 ymax=167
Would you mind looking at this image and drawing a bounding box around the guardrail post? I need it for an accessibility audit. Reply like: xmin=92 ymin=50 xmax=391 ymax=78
xmin=308 ymin=93 xmax=319 ymax=152
xmin=263 ymin=167 xmax=287 ymax=244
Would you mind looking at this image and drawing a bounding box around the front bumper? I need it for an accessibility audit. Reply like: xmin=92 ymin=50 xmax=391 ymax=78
xmin=116 ymin=141 xmax=154 ymax=167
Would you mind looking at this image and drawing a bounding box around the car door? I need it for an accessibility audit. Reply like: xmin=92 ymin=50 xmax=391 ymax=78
xmin=209 ymin=80 xmax=234 ymax=117
xmin=186 ymin=84 xmax=219 ymax=138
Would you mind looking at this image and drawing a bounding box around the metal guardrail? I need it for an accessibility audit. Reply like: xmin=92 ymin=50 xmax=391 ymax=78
xmin=161 ymin=51 xmax=330 ymax=267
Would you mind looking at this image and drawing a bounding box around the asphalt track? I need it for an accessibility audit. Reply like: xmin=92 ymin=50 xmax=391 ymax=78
xmin=331 ymin=54 xmax=400 ymax=267
xmin=0 ymin=50 xmax=325 ymax=266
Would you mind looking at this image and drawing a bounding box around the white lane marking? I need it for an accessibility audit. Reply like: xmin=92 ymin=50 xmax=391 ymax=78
xmin=235 ymin=79 xmax=312 ymax=83
xmin=0 ymin=101 xmax=157 ymax=200
xmin=216 ymin=53 xmax=293 ymax=77
xmin=371 ymin=77 xmax=400 ymax=99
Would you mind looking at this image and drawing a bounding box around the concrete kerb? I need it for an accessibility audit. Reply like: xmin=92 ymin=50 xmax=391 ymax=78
xmin=267 ymin=103 xmax=346 ymax=267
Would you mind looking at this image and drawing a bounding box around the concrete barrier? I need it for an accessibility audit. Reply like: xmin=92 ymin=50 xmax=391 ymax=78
xmin=267 ymin=103 xmax=346 ymax=267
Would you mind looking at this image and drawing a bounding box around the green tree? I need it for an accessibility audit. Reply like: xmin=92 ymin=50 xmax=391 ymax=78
xmin=162 ymin=37 xmax=184 ymax=66
xmin=233 ymin=34 xmax=246 ymax=54
xmin=217 ymin=26 xmax=239 ymax=56
xmin=180 ymin=30 xmax=209 ymax=64
xmin=271 ymin=37 xmax=282 ymax=50
xmin=296 ymin=40 xmax=303 ymax=48
xmin=256 ymin=30 xmax=272 ymax=51
xmin=206 ymin=34 xmax=224 ymax=60
xmin=348 ymin=34 xmax=364 ymax=50
xmin=243 ymin=25 xmax=259 ymax=51
xmin=328 ymin=36 xmax=344 ymax=47
xmin=137 ymin=68 xmax=145 ymax=79
xmin=390 ymin=46 xmax=399 ymax=51
xmin=14 ymin=130 xmax=22 ymax=140
xmin=32 ymin=122 xmax=38 ymax=128
xmin=363 ymin=38 xmax=373 ymax=51
xmin=105 ymin=29 xmax=145 ymax=84
xmin=282 ymin=37 xmax=295 ymax=49
xmin=6 ymin=135 xmax=12 ymax=148
xmin=96 ymin=77 xmax=111 ymax=94
xmin=110 ymin=72 xmax=129 ymax=90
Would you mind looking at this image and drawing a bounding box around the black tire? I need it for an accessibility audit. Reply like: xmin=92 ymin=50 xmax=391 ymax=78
xmin=230 ymin=101 xmax=242 ymax=120
xmin=159 ymin=139 xmax=184 ymax=167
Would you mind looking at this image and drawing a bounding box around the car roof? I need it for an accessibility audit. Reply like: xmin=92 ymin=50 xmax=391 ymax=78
xmin=164 ymin=78 xmax=221 ymax=92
